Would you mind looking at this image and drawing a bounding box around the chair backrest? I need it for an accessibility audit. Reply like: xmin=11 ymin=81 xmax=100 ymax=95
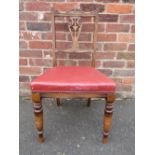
xmin=51 ymin=9 xmax=99 ymax=67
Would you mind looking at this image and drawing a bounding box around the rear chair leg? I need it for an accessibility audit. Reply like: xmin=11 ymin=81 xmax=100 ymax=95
xmin=32 ymin=93 xmax=44 ymax=143
xmin=56 ymin=98 xmax=61 ymax=107
xmin=87 ymin=98 xmax=91 ymax=107
xmin=103 ymin=94 xmax=115 ymax=144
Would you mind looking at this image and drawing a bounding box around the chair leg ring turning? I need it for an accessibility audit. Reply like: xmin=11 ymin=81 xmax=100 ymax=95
xmin=103 ymin=94 xmax=115 ymax=144
xmin=32 ymin=93 xmax=45 ymax=143
xmin=87 ymin=98 xmax=91 ymax=107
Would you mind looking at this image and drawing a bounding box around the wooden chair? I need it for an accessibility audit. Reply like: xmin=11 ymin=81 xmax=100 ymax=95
xmin=30 ymin=9 xmax=116 ymax=144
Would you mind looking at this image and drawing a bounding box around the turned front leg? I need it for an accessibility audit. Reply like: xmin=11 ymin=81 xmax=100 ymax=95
xmin=103 ymin=94 xmax=115 ymax=144
xmin=56 ymin=98 xmax=61 ymax=107
xmin=87 ymin=98 xmax=91 ymax=107
xmin=32 ymin=93 xmax=44 ymax=143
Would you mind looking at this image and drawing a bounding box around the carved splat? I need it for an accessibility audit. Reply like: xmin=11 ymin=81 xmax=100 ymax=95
xmin=68 ymin=17 xmax=82 ymax=50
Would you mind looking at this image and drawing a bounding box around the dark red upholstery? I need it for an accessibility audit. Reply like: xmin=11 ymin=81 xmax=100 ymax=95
xmin=30 ymin=66 xmax=116 ymax=93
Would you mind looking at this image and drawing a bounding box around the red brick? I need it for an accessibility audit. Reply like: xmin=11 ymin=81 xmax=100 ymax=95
xmin=19 ymin=82 xmax=30 ymax=90
xmin=99 ymin=69 xmax=113 ymax=76
xmin=131 ymin=25 xmax=135 ymax=33
xmin=29 ymin=58 xmax=51 ymax=67
xmin=80 ymin=3 xmax=105 ymax=12
xmin=43 ymin=51 xmax=52 ymax=58
xmin=106 ymin=24 xmax=130 ymax=32
xmin=19 ymin=12 xmax=38 ymax=21
xmin=127 ymin=61 xmax=135 ymax=68
xmin=19 ymin=2 xmax=24 ymax=11
xmin=99 ymin=14 xmax=118 ymax=22
xmin=41 ymin=13 xmax=65 ymax=22
xmin=95 ymin=61 xmax=101 ymax=67
xmin=19 ymin=76 xmax=30 ymax=82
xmin=98 ymin=24 xmax=105 ymax=32
xmin=19 ymin=22 xmax=25 ymax=31
xmin=27 ymin=22 xmax=51 ymax=31
xmin=81 ymin=17 xmax=93 ymax=23
xmin=117 ymin=84 xmax=132 ymax=91
xmin=19 ymin=58 xmax=27 ymax=66
xmin=29 ymin=41 xmax=52 ymax=49
xmin=117 ymin=52 xmax=135 ymax=60
xmin=50 ymin=0 xmax=65 ymax=1
xmin=41 ymin=13 xmax=51 ymax=21
xmin=79 ymin=43 xmax=93 ymax=50
xmin=53 ymin=3 xmax=77 ymax=12
xmin=97 ymin=34 xmax=116 ymax=42
xmin=120 ymin=15 xmax=135 ymax=23
xmin=19 ymin=41 xmax=28 ymax=49
xmin=128 ymin=44 xmax=135 ymax=51
xmin=56 ymin=42 xmax=72 ymax=50
xmin=56 ymin=33 xmax=67 ymax=41
xmin=69 ymin=52 xmax=91 ymax=59
xmin=56 ymin=51 xmax=68 ymax=59
xmin=69 ymin=0 xmax=93 ymax=1
xmin=122 ymin=0 xmax=135 ymax=3
xmin=30 ymin=76 xmax=38 ymax=81
xmin=96 ymin=0 xmax=119 ymax=2
xmin=96 ymin=44 xmax=102 ymax=51
xmin=96 ymin=52 xmax=115 ymax=59
xmin=82 ymin=24 xmax=94 ymax=32
xmin=44 ymin=51 xmax=68 ymax=59
xmin=103 ymin=61 xmax=125 ymax=68
xmin=107 ymin=4 xmax=133 ymax=14
xmin=78 ymin=60 xmax=91 ymax=66
xmin=25 ymin=2 xmax=50 ymax=11
xmin=55 ymin=17 xmax=65 ymax=22
xmin=122 ymin=78 xmax=135 ymax=84
xmin=78 ymin=60 xmax=101 ymax=67
xmin=68 ymin=33 xmax=91 ymax=42
xmin=20 ymin=50 xmax=42 ymax=58
xmin=113 ymin=69 xmax=135 ymax=76
xmin=118 ymin=34 xmax=135 ymax=42
xmin=112 ymin=78 xmax=122 ymax=83
xmin=19 ymin=67 xmax=42 ymax=75
xmin=56 ymin=23 xmax=68 ymax=32
xmin=42 ymin=32 xmax=66 ymax=40
xmin=79 ymin=33 xmax=92 ymax=42
xmin=104 ymin=43 xmax=127 ymax=51
xmin=41 ymin=32 xmax=52 ymax=40
xmin=20 ymin=32 xmax=41 ymax=40
xmin=58 ymin=60 xmax=77 ymax=66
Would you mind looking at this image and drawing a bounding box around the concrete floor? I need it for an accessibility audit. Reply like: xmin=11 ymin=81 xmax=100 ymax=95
xmin=19 ymin=97 xmax=135 ymax=155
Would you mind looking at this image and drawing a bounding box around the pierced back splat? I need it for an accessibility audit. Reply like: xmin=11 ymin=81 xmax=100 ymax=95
xmin=68 ymin=17 xmax=82 ymax=50
xmin=51 ymin=9 xmax=99 ymax=67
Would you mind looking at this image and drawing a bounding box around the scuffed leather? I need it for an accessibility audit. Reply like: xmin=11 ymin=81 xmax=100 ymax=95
xmin=30 ymin=66 xmax=116 ymax=93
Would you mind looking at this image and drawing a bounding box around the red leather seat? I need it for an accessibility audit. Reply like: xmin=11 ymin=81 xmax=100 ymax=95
xmin=30 ymin=66 xmax=116 ymax=93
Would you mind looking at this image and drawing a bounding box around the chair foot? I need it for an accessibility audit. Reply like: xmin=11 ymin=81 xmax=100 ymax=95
xmin=56 ymin=98 xmax=61 ymax=107
xmin=87 ymin=98 xmax=91 ymax=107
xmin=102 ymin=134 xmax=109 ymax=144
xmin=38 ymin=135 xmax=45 ymax=143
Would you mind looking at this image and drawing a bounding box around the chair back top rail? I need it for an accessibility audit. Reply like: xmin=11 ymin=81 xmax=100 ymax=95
xmin=53 ymin=9 xmax=99 ymax=17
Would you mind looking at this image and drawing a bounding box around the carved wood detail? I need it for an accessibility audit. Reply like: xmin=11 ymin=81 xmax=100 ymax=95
xmin=68 ymin=17 xmax=82 ymax=50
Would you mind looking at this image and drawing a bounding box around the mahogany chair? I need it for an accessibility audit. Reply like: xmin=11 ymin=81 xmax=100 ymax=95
xmin=30 ymin=9 xmax=116 ymax=144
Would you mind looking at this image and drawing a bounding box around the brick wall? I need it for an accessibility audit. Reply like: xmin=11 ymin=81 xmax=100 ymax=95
xmin=19 ymin=0 xmax=135 ymax=98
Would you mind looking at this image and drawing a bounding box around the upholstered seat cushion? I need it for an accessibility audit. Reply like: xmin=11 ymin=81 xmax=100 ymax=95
xmin=30 ymin=66 xmax=116 ymax=93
